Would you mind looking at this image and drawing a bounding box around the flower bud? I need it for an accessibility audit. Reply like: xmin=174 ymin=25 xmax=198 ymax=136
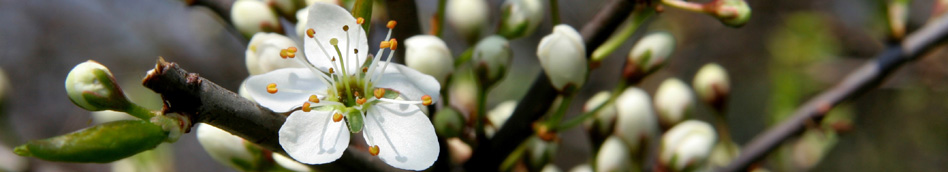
xmin=692 ymin=63 xmax=730 ymax=109
xmin=595 ymin=136 xmax=632 ymax=172
xmin=486 ymin=101 xmax=517 ymax=138
xmin=272 ymin=152 xmax=311 ymax=172
xmin=498 ymin=0 xmax=544 ymax=39
xmin=447 ymin=0 xmax=489 ymax=41
xmin=626 ymin=32 xmax=675 ymax=77
xmin=537 ymin=24 xmax=587 ymax=92
xmin=196 ymin=124 xmax=264 ymax=171
xmin=526 ymin=136 xmax=557 ymax=171
xmin=305 ymin=0 xmax=339 ymax=6
xmin=613 ymin=87 xmax=657 ymax=152
xmin=447 ymin=137 xmax=473 ymax=164
xmin=541 ymin=164 xmax=561 ymax=172
xmin=569 ymin=163 xmax=592 ymax=172
xmin=434 ymin=108 xmax=465 ymax=138
xmin=660 ymin=120 xmax=716 ymax=171
xmin=231 ymin=0 xmax=282 ymax=37
xmin=472 ymin=35 xmax=512 ymax=85
xmin=712 ymin=0 xmax=752 ymax=27
xmin=583 ymin=91 xmax=617 ymax=136
xmin=295 ymin=6 xmax=310 ymax=41
xmin=654 ymin=78 xmax=695 ymax=128
xmin=65 ymin=60 xmax=131 ymax=111
xmin=405 ymin=35 xmax=455 ymax=84
xmin=246 ymin=33 xmax=306 ymax=75
xmin=269 ymin=0 xmax=302 ymax=20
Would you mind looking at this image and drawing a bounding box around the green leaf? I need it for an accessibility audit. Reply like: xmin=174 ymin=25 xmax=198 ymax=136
xmin=14 ymin=120 xmax=168 ymax=163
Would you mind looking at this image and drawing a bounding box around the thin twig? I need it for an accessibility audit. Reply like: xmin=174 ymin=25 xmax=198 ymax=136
xmin=463 ymin=0 xmax=639 ymax=170
xmin=142 ymin=59 xmax=398 ymax=171
xmin=721 ymin=14 xmax=948 ymax=172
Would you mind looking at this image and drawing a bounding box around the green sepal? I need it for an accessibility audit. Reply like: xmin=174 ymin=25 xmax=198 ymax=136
xmin=345 ymin=108 xmax=364 ymax=133
xmin=14 ymin=120 xmax=168 ymax=163
xmin=433 ymin=108 xmax=464 ymax=138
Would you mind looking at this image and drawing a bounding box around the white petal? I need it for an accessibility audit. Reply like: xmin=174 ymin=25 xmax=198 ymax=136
xmin=303 ymin=3 xmax=369 ymax=75
xmin=279 ymin=110 xmax=351 ymax=164
xmin=363 ymin=103 xmax=440 ymax=170
xmin=246 ymin=68 xmax=327 ymax=112
xmin=374 ymin=63 xmax=441 ymax=103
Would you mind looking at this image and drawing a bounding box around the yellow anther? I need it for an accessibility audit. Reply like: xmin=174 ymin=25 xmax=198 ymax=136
xmin=333 ymin=113 xmax=343 ymax=122
xmin=374 ymin=88 xmax=385 ymax=99
xmin=306 ymin=28 xmax=315 ymax=38
xmin=389 ymin=38 xmax=398 ymax=50
xmin=309 ymin=95 xmax=320 ymax=103
xmin=379 ymin=41 xmax=391 ymax=49
xmin=343 ymin=25 xmax=349 ymax=31
xmin=329 ymin=68 xmax=335 ymax=74
xmin=422 ymin=95 xmax=432 ymax=106
xmin=354 ymin=91 xmax=361 ymax=98
xmin=330 ymin=38 xmax=339 ymax=46
xmin=287 ymin=46 xmax=297 ymax=53
xmin=266 ymin=83 xmax=278 ymax=94
xmin=386 ymin=20 xmax=397 ymax=29
xmin=287 ymin=51 xmax=295 ymax=58
xmin=354 ymin=49 xmax=359 ymax=54
xmin=302 ymin=102 xmax=311 ymax=112
xmin=362 ymin=67 xmax=368 ymax=73
xmin=356 ymin=98 xmax=367 ymax=105
xmin=279 ymin=49 xmax=289 ymax=59
xmin=356 ymin=17 xmax=365 ymax=24
xmin=369 ymin=145 xmax=380 ymax=156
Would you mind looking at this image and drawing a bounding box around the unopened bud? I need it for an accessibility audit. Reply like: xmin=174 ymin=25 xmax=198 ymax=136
xmin=405 ymin=35 xmax=455 ymax=84
xmin=569 ymin=163 xmax=593 ymax=172
xmin=654 ymin=78 xmax=695 ymax=128
xmin=472 ymin=35 xmax=512 ymax=85
xmin=446 ymin=0 xmax=489 ymax=41
xmin=626 ymin=32 xmax=675 ymax=76
xmin=537 ymin=24 xmax=587 ymax=92
xmin=231 ymin=0 xmax=282 ymax=37
xmin=486 ymin=101 xmax=517 ymax=138
xmin=583 ymin=91 xmax=617 ymax=136
xmin=595 ymin=136 xmax=632 ymax=172
xmin=295 ymin=7 xmax=310 ymax=40
xmin=526 ymin=136 xmax=557 ymax=171
xmin=65 ymin=60 xmax=131 ymax=111
xmin=712 ymin=0 xmax=752 ymax=27
xmin=196 ymin=124 xmax=265 ymax=171
xmin=498 ymin=0 xmax=544 ymax=39
xmin=613 ymin=87 xmax=657 ymax=152
xmin=246 ymin=33 xmax=306 ymax=75
xmin=270 ymin=0 xmax=302 ymax=20
xmin=660 ymin=120 xmax=716 ymax=171
xmin=434 ymin=108 xmax=465 ymax=138
xmin=692 ymin=63 xmax=730 ymax=109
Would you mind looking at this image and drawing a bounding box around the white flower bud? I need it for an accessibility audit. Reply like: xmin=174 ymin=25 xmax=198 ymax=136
xmin=537 ymin=24 xmax=587 ymax=92
xmin=246 ymin=33 xmax=306 ymax=75
xmin=65 ymin=60 xmax=130 ymax=111
xmin=472 ymin=35 xmax=512 ymax=84
xmin=692 ymin=63 xmax=730 ymax=106
xmin=405 ymin=35 xmax=455 ymax=84
xmin=305 ymin=0 xmax=338 ymax=6
xmin=654 ymin=78 xmax=695 ymax=128
xmin=498 ymin=0 xmax=544 ymax=39
xmin=660 ymin=120 xmax=716 ymax=171
xmin=447 ymin=137 xmax=472 ymax=164
xmin=569 ymin=163 xmax=593 ymax=172
xmin=627 ymin=32 xmax=675 ymax=74
xmin=486 ymin=101 xmax=517 ymax=138
xmin=526 ymin=136 xmax=557 ymax=170
xmin=595 ymin=136 xmax=632 ymax=172
xmin=613 ymin=87 xmax=658 ymax=152
xmin=714 ymin=0 xmax=751 ymax=27
xmin=272 ymin=152 xmax=311 ymax=172
xmin=196 ymin=124 xmax=259 ymax=170
xmin=541 ymin=164 xmax=562 ymax=172
xmin=231 ymin=0 xmax=282 ymax=37
xmin=295 ymin=7 xmax=309 ymax=40
xmin=269 ymin=0 xmax=301 ymax=19
xmin=583 ymin=91 xmax=617 ymax=135
xmin=447 ymin=0 xmax=489 ymax=41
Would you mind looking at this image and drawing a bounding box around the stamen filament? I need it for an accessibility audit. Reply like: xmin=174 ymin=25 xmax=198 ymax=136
xmin=332 ymin=41 xmax=356 ymax=104
xmin=372 ymin=48 xmax=397 ymax=82
xmin=310 ymin=32 xmax=343 ymax=79
xmin=374 ymin=97 xmax=424 ymax=105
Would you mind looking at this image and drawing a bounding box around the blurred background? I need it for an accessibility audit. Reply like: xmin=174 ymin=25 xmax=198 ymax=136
xmin=1 ymin=0 xmax=947 ymax=171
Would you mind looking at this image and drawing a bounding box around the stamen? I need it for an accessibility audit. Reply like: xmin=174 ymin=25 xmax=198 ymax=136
xmin=356 ymin=98 xmax=367 ymax=105
xmin=332 ymin=57 xmax=336 ymax=62
xmin=386 ymin=20 xmax=397 ymax=29
xmin=362 ymin=67 xmax=368 ymax=73
xmin=356 ymin=17 xmax=365 ymax=24
xmin=354 ymin=92 xmax=361 ymax=98
xmin=369 ymin=145 xmax=380 ymax=156
xmin=389 ymin=38 xmax=398 ymax=50
xmin=379 ymin=41 xmax=391 ymax=49
xmin=302 ymin=102 xmax=312 ymax=112
xmin=422 ymin=95 xmax=432 ymax=106
xmin=333 ymin=112 xmax=343 ymax=122
xmin=266 ymin=83 xmax=278 ymax=94
xmin=309 ymin=95 xmax=320 ymax=103
xmin=329 ymin=38 xmax=339 ymax=45
xmin=306 ymin=28 xmax=315 ymax=38
xmin=365 ymin=23 xmax=396 ymax=90
xmin=342 ymin=25 xmax=349 ymax=31
xmin=374 ymin=88 xmax=385 ymax=99
xmin=329 ymin=68 xmax=334 ymax=74
xmin=279 ymin=49 xmax=289 ymax=59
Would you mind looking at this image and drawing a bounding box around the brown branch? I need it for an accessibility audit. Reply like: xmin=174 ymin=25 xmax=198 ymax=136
xmin=463 ymin=0 xmax=640 ymax=170
xmin=721 ymin=15 xmax=948 ymax=172
xmin=142 ymin=59 xmax=398 ymax=171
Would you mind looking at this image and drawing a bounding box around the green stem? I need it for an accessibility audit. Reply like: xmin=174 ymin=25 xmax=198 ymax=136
xmin=499 ymin=139 xmax=529 ymax=171
xmin=475 ymin=84 xmax=488 ymax=138
xmin=556 ymin=80 xmax=627 ymax=130
xmin=590 ymin=9 xmax=654 ymax=63
xmin=435 ymin=0 xmax=447 ymax=37
xmin=549 ymin=0 xmax=560 ymax=25
xmin=125 ymin=103 xmax=158 ymax=120
xmin=352 ymin=0 xmax=373 ymax=32
xmin=545 ymin=93 xmax=574 ymax=127
xmin=661 ymin=0 xmax=707 ymax=13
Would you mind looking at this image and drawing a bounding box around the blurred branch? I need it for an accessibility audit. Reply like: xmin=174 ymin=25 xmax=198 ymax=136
xmin=722 ymin=14 xmax=948 ymax=172
xmin=192 ymin=0 xmax=234 ymax=23
xmin=464 ymin=0 xmax=641 ymax=170
xmin=142 ymin=59 xmax=398 ymax=171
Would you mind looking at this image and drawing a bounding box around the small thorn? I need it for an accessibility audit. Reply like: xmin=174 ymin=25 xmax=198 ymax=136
xmin=302 ymin=102 xmax=311 ymax=112
xmin=333 ymin=112 xmax=344 ymax=122
xmin=267 ymin=83 xmax=278 ymax=94
xmin=369 ymin=145 xmax=380 ymax=156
